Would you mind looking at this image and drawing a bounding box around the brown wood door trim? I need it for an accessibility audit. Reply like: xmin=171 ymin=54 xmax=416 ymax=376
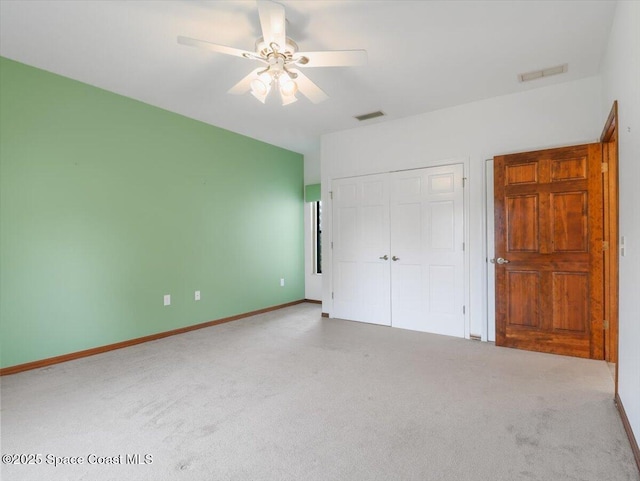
xmin=601 ymin=100 xmax=619 ymax=390
xmin=588 ymin=142 xmax=605 ymax=359
xmin=601 ymin=100 xmax=618 ymax=142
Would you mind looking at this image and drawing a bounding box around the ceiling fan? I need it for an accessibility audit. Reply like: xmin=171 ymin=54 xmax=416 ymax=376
xmin=178 ymin=0 xmax=367 ymax=106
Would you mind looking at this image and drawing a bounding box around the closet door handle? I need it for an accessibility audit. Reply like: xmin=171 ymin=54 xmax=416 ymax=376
xmin=379 ymin=255 xmax=389 ymax=260
xmin=392 ymin=256 xmax=400 ymax=261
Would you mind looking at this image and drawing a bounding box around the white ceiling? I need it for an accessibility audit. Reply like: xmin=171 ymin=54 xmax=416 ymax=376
xmin=0 ymin=0 xmax=616 ymax=158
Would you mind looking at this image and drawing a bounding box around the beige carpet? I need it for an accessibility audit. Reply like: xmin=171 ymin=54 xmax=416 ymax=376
xmin=1 ymin=303 xmax=638 ymax=481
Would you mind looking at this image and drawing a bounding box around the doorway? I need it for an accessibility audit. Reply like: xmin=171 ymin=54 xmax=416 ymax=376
xmin=486 ymin=106 xmax=620 ymax=361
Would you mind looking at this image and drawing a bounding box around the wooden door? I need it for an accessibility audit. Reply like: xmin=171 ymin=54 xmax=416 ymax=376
xmin=390 ymin=165 xmax=465 ymax=337
xmin=494 ymin=144 xmax=604 ymax=359
xmin=332 ymin=174 xmax=391 ymax=326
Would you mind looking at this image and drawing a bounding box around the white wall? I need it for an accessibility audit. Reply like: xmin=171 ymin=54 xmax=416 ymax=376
xmin=304 ymin=153 xmax=322 ymax=301
xmin=321 ymin=76 xmax=603 ymax=337
xmin=602 ymin=0 xmax=640 ymax=450
xmin=304 ymin=152 xmax=321 ymax=186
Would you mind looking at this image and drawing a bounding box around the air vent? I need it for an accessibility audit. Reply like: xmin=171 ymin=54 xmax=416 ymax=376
xmin=354 ymin=111 xmax=385 ymax=121
xmin=518 ymin=64 xmax=568 ymax=82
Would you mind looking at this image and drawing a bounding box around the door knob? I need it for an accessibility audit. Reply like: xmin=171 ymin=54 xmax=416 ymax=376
xmin=392 ymin=256 xmax=400 ymax=261
xmin=495 ymin=257 xmax=510 ymax=264
xmin=379 ymin=255 xmax=389 ymax=260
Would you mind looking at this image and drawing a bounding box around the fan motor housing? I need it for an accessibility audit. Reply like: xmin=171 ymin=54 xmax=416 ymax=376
xmin=255 ymin=36 xmax=298 ymax=60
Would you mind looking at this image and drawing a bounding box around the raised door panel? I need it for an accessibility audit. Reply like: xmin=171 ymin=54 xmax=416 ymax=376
xmin=361 ymin=205 xmax=385 ymax=249
xmin=429 ymin=265 xmax=456 ymax=314
xmin=429 ymin=201 xmax=455 ymax=250
xmin=391 ymin=264 xmax=423 ymax=331
xmin=428 ymin=172 xmax=456 ymax=194
xmin=335 ymin=206 xmax=357 ymax=255
xmin=551 ymin=157 xmax=587 ymax=182
xmin=552 ymin=272 xmax=589 ymax=332
xmin=551 ymin=192 xmax=588 ymax=252
xmin=506 ymin=163 xmax=538 ymax=185
xmin=359 ymin=179 xmax=389 ymax=260
xmin=360 ymin=261 xmax=392 ymax=325
xmin=333 ymin=261 xmax=358 ymax=319
xmin=394 ymin=202 xmax=422 ymax=253
xmin=506 ymin=194 xmax=539 ymax=252
xmin=506 ymin=271 xmax=541 ymax=328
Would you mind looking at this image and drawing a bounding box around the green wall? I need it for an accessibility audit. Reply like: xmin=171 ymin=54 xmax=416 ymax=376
xmin=304 ymin=184 xmax=321 ymax=203
xmin=0 ymin=57 xmax=304 ymax=369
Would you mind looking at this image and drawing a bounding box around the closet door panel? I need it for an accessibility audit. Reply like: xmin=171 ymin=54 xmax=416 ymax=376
xmin=390 ymin=165 xmax=464 ymax=337
xmin=332 ymin=175 xmax=391 ymax=325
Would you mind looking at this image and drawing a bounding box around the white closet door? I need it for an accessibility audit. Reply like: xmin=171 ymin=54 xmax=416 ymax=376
xmin=390 ymin=165 xmax=465 ymax=337
xmin=332 ymin=174 xmax=391 ymax=325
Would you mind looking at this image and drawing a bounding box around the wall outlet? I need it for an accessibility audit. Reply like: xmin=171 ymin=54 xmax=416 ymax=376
xmin=195 ymin=290 xmax=201 ymax=301
xmin=163 ymin=294 xmax=171 ymax=306
xmin=280 ymin=278 xmax=285 ymax=287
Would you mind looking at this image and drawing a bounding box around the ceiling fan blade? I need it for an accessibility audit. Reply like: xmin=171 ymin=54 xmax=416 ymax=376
xmin=177 ymin=36 xmax=259 ymax=60
xmin=289 ymin=69 xmax=329 ymax=104
xmin=257 ymin=0 xmax=286 ymax=51
xmin=228 ymin=68 xmax=263 ymax=95
xmin=295 ymin=50 xmax=368 ymax=68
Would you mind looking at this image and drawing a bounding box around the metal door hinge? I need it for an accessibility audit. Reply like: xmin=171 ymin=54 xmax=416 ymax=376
xmin=602 ymin=241 xmax=609 ymax=251
xmin=462 ymin=177 xmax=467 ymax=187
xmin=462 ymin=305 xmax=466 ymax=314
xmin=462 ymin=242 xmax=465 ymax=251
xmin=601 ymin=163 xmax=609 ymax=173
xmin=330 ymin=191 xmax=333 ymax=199
xmin=332 ymin=292 xmax=334 ymax=299
xmin=331 ymin=241 xmax=334 ymax=249
xmin=603 ymin=320 xmax=609 ymax=329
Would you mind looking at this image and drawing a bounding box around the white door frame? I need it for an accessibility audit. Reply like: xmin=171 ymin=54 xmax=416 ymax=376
xmin=327 ymin=158 xmax=470 ymax=339
xmin=484 ymin=158 xmax=496 ymax=342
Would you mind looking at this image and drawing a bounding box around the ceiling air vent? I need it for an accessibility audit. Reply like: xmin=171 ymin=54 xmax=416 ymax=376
xmin=355 ymin=111 xmax=385 ymax=121
xmin=518 ymin=64 xmax=568 ymax=82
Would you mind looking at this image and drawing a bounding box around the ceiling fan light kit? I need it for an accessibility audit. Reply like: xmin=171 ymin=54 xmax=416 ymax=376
xmin=178 ymin=0 xmax=367 ymax=106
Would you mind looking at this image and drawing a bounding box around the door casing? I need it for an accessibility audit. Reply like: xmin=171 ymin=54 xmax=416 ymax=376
xmin=600 ymin=101 xmax=619 ymax=389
